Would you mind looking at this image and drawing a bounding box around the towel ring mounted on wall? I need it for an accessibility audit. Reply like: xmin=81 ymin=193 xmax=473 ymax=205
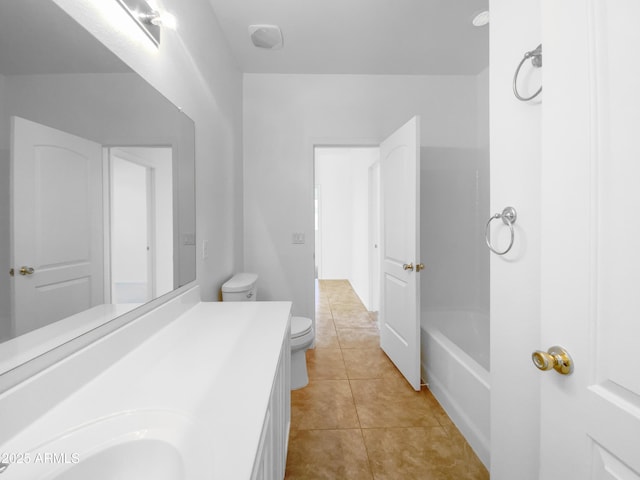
xmin=485 ymin=207 xmax=517 ymax=255
xmin=513 ymin=44 xmax=542 ymax=101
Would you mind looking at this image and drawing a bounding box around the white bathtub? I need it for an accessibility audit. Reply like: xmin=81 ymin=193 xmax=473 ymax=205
xmin=420 ymin=310 xmax=490 ymax=468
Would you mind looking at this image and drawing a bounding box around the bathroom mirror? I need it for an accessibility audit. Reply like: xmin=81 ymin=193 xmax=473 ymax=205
xmin=0 ymin=0 xmax=196 ymax=376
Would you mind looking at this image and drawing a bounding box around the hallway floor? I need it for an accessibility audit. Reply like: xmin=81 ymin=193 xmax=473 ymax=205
xmin=284 ymin=280 xmax=489 ymax=479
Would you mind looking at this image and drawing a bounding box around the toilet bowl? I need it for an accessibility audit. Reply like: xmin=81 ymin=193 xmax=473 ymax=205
xmin=222 ymin=273 xmax=314 ymax=390
xmin=290 ymin=316 xmax=314 ymax=390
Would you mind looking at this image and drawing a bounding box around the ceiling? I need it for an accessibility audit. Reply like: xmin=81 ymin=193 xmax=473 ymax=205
xmin=207 ymin=0 xmax=489 ymax=75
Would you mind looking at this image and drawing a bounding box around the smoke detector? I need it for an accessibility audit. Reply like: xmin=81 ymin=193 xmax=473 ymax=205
xmin=249 ymin=25 xmax=284 ymax=50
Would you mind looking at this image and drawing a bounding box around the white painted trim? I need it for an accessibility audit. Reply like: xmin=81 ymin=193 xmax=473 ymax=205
xmin=368 ymin=160 xmax=381 ymax=313
xmin=102 ymin=148 xmax=112 ymax=304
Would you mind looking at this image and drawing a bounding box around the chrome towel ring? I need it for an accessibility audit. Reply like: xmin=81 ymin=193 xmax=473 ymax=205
xmin=485 ymin=206 xmax=517 ymax=255
xmin=513 ymin=44 xmax=542 ymax=101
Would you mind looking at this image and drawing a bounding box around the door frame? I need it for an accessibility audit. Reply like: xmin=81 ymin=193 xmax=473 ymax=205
xmin=312 ymin=141 xmax=381 ymax=310
xmin=104 ymin=146 xmax=173 ymax=304
xmin=489 ymin=0 xmax=543 ymax=477
xmin=108 ymin=149 xmax=156 ymax=302
xmin=314 ymin=184 xmax=322 ymax=279
xmin=308 ymin=136 xmax=380 ymax=330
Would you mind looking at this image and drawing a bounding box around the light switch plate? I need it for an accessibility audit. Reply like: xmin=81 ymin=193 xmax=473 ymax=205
xmin=292 ymin=233 xmax=305 ymax=244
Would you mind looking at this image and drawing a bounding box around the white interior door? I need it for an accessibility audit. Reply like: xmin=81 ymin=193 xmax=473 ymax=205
xmin=539 ymin=1 xmax=640 ymax=477
xmin=11 ymin=116 xmax=103 ymax=336
xmin=379 ymin=116 xmax=421 ymax=391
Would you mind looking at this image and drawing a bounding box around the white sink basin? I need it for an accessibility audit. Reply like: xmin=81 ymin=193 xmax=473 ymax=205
xmin=2 ymin=410 xmax=205 ymax=479
xmin=47 ymin=439 xmax=183 ymax=480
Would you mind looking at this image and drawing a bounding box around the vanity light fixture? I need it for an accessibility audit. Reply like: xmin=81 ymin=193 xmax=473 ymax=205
xmin=139 ymin=9 xmax=177 ymax=29
xmin=116 ymin=0 xmax=176 ymax=46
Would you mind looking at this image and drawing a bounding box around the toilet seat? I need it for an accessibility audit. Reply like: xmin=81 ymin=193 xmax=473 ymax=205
xmin=291 ymin=316 xmax=312 ymax=339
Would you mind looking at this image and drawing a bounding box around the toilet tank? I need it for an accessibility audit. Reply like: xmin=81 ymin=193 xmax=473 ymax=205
xmin=221 ymin=273 xmax=258 ymax=301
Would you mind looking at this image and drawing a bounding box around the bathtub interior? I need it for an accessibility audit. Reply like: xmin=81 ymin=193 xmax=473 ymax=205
xmin=422 ymin=310 xmax=489 ymax=372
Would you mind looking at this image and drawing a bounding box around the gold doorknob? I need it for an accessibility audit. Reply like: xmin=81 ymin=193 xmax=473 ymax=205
xmin=416 ymin=263 xmax=425 ymax=272
xmin=19 ymin=266 xmax=35 ymax=276
xmin=402 ymin=263 xmax=414 ymax=271
xmin=532 ymin=345 xmax=573 ymax=375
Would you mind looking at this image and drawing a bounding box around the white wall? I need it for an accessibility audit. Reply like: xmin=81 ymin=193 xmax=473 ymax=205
xmin=489 ymin=0 xmax=542 ymax=478
xmin=243 ymin=74 xmax=479 ymax=318
xmin=48 ymin=0 xmax=244 ymax=300
xmin=315 ymin=149 xmax=353 ymax=280
xmin=349 ymin=149 xmax=377 ymax=308
xmin=420 ymin=146 xmax=489 ymax=319
xmin=477 ymin=67 xmax=490 ymax=148
xmin=4 ymin=73 xmax=183 ymax=144
xmin=315 ymin=147 xmax=378 ymax=309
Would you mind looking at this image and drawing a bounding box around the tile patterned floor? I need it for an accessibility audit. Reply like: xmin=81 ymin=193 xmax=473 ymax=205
xmin=285 ymin=279 xmax=489 ymax=480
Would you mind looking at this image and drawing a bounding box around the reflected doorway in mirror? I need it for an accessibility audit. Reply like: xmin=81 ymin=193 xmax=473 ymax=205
xmin=108 ymin=147 xmax=174 ymax=305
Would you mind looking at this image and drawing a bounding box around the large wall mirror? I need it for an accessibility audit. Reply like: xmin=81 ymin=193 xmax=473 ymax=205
xmin=0 ymin=0 xmax=196 ymax=377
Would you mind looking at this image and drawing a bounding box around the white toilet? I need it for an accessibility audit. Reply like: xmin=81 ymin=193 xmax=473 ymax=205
xmin=221 ymin=273 xmax=314 ymax=390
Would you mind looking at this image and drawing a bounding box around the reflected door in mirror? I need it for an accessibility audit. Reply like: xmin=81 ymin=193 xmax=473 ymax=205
xmin=11 ymin=116 xmax=104 ymax=337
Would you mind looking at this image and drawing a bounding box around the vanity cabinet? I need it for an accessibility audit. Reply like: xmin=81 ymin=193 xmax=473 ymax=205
xmin=252 ymin=331 xmax=291 ymax=480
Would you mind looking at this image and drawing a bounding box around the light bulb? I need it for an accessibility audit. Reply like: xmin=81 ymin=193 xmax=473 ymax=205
xmin=157 ymin=12 xmax=177 ymax=30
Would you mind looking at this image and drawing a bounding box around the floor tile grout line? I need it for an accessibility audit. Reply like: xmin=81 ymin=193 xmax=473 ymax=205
xmin=333 ymin=282 xmax=371 ymax=470
xmin=334 ymin=281 xmax=372 ymax=469
xmin=331 ymin=284 xmax=363 ymax=432
xmin=356 ymin=426 xmax=377 ymax=479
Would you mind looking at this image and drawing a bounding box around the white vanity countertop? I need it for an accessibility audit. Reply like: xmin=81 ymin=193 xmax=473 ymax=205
xmin=0 ymin=300 xmax=292 ymax=479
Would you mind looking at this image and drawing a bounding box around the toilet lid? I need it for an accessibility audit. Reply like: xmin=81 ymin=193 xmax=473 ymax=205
xmin=291 ymin=316 xmax=312 ymax=338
